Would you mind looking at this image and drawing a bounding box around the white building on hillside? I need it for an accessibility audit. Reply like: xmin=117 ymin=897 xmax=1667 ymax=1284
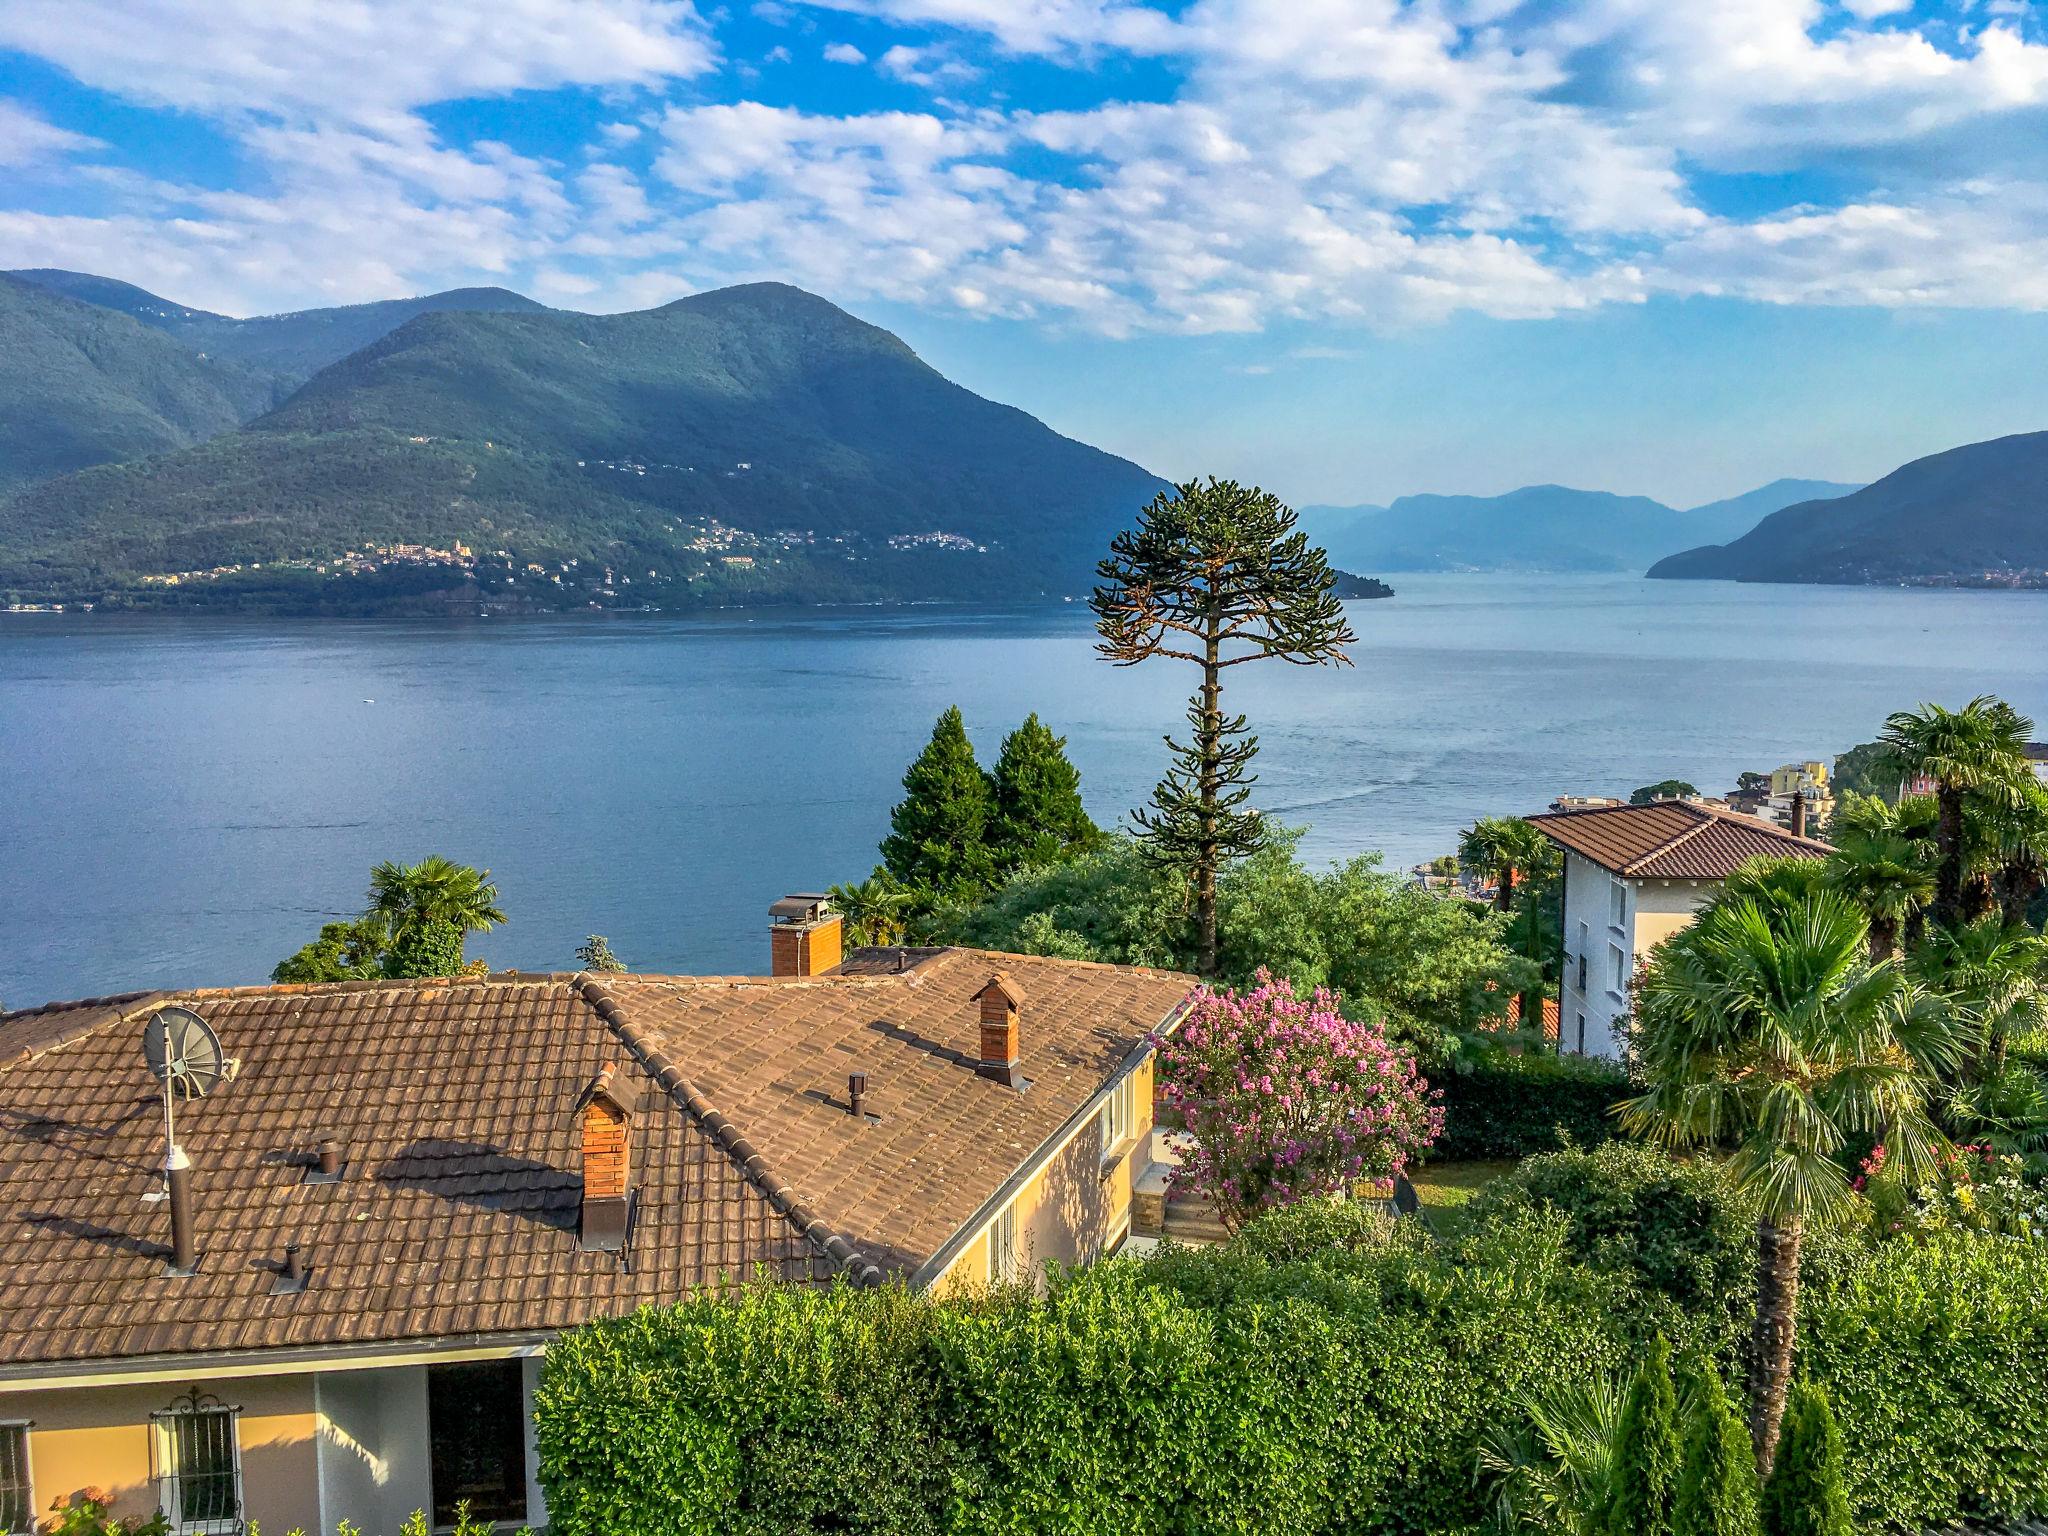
xmin=1527 ymin=801 xmax=1832 ymax=1060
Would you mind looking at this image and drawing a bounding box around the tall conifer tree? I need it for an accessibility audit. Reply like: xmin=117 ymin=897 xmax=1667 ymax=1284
xmin=991 ymin=713 xmax=1101 ymax=874
xmin=1673 ymin=1362 xmax=1761 ymax=1536
xmin=1092 ymin=477 xmax=1354 ymax=975
xmin=1759 ymin=1384 xmax=1850 ymax=1536
xmin=1607 ymin=1334 xmax=1681 ymax=1536
xmin=880 ymin=706 xmax=997 ymax=898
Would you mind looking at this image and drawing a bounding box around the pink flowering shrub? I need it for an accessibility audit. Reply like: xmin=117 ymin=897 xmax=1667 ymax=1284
xmin=1153 ymin=969 xmax=1444 ymax=1232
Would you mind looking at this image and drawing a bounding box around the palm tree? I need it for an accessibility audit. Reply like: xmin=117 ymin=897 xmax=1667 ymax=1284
xmin=1990 ymin=779 xmax=2048 ymax=928
xmin=1912 ymin=917 xmax=2047 ymax=1080
xmin=1879 ymin=697 xmax=2033 ymax=932
xmin=1476 ymin=1374 xmax=1626 ymax=1535
xmin=366 ymin=856 xmax=506 ymax=959
xmin=1825 ymin=825 xmax=1936 ymax=963
xmin=1621 ymin=889 xmax=1959 ymax=1476
xmin=828 ymin=874 xmax=914 ymax=948
xmin=1459 ymin=816 xmax=1554 ymax=913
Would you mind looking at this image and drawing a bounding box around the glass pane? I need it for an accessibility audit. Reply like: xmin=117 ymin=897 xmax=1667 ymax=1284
xmin=172 ymin=1411 xmax=238 ymax=1524
xmin=0 ymin=1426 xmax=28 ymax=1534
xmin=429 ymin=1360 xmax=527 ymax=1524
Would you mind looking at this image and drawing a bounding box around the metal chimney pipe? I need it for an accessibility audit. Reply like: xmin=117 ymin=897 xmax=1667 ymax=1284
xmin=1791 ymin=792 xmax=1809 ymax=840
xmin=317 ymin=1137 xmax=343 ymax=1178
xmin=283 ymin=1243 xmax=305 ymax=1284
xmin=848 ymin=1072 xmax=869 ymax=1119
xmin=166 ymin=1145 xmax=195 ymax=1274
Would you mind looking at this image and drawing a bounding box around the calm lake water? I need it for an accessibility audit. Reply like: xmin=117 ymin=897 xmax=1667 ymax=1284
xmin=5 ymin=574 xmax=2047 ymax=1009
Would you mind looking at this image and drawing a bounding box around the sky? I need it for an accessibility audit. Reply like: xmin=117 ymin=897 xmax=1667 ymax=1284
xmin=3 ymin=0 xmax=2048 ymax=507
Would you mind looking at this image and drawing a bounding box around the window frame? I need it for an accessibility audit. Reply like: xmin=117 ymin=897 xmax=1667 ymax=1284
xmin=1098 ymin=1072 xmax=1138 ymax=1167
xmin=1609 ymin=942 xmax=1628 ymax=997
xmin=426 ymin=1358 xmax=530 ymax=1529
xmin=0 ymin=1421 xmax=33 ymax=1536
xmin=149 ymin=1392 xmax=242 ymax=1536
xmin=987 ymin=1202 xmax=1019 ymax=1284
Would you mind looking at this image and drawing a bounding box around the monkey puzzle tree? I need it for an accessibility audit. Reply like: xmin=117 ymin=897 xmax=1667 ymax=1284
xmin=1092 ymin=478 xmax=1354 ymax=976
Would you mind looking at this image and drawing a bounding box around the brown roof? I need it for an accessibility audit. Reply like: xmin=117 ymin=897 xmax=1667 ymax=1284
xmin=1527 ymin=800 xmax=1832 ymax=880
xmin=0 ymin=949 xmax=1191 ymax=1374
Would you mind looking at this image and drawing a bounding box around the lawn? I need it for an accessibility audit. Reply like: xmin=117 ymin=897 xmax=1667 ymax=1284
xmin=1408 ymin=1158 xmax=1516 ymax=1213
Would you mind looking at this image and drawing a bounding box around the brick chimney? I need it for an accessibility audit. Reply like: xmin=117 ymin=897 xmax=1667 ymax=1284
xmin=575 ymin=1063 xmax=642 ymax=1252
xmin=971 ymin=973 xmax=1025 ymax=1087
xmin=769 ymin=893 xmax=843 ymax=977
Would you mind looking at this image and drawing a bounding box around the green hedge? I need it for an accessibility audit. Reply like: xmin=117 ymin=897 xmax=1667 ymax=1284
xmin=1432 ymin=1049 xmax=1630 ymax=1159
xmin=535 ymin=1158 xmax=2048 ymax=1536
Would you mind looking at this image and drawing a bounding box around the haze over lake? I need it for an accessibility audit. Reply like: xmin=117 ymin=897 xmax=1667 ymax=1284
xmin=5 ymin=574 xmax=2046 ymax=1009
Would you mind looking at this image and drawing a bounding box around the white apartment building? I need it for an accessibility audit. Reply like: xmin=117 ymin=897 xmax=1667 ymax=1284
xmin=1528 ymin=800 xmax=1832 ymax=1060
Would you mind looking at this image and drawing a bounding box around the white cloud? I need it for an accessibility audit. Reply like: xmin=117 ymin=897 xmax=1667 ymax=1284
xmin=0 ymin=0 xmax=715 ymax=116
xmin=0 ymin=99 xmax=100 ymax=167
xmin=1840 ymin=0 xmax=1913 ymax=18
xmin=877 ymin=44 xmax=982 ymax=86
xmin=799 ymin=0 xmax=1178 ymax=56
xmin=823 ymin=41 xmax=868 ymax=63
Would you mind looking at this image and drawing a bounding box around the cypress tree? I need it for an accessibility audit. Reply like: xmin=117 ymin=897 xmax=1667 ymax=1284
xmin=1607 ymin=1334 xmax=1681 ymax=1536
xmin=1759 ymin=1383 xmax=1850 ymax=1536
xmin=879 ymin=706 xmax=997 ymax=898
xmin=991 ymin=713 xmax=1101 ymax=874
xmin=1673 ymin=1361 xmax=1761 ymax=1536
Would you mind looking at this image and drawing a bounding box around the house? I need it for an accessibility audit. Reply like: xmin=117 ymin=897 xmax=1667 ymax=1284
xmin=0 ymin=898 xmax=1193 ymax=1535
xmin=1527 ymin=801 xmax=1832 ymax=1059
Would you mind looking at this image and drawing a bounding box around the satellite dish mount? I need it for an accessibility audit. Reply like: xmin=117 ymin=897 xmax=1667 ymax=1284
xmin=143 ymin=1007 xmax=231 ymax=1276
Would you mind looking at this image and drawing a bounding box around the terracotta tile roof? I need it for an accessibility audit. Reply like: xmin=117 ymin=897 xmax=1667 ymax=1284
xmin=0 ymin=951 xmax=1192 ymax=1373
xmin=1527 ymin=801 xmax=1832 ymax=880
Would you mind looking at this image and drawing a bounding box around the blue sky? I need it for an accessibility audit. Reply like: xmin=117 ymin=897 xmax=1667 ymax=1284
xmin=3 ymin=0 xmax=2048 ymax=506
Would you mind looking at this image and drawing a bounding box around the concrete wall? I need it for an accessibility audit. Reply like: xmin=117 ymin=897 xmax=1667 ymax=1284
xmin=1558 ymin=852 xmax=1627 ymax=1058
xmin=315 ymin=1365 xmax=431 ymax=1536
xmin=0 ymin=1375 xmax=318 ymax=1531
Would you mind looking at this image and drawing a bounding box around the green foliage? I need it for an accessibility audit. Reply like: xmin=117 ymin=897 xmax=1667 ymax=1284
xmin=1758 ymin=1383 xmax=1849 ymax=1536
xmin=271 ymin=914 xmax=389 ymax=983
xmin=271 ymin=857 xmax=503 ymax=982
xmin=945 ymin=830 xmax=1533 ymax=1061
xmin=577 ymin=933 xmax=627 ymax=972
xmin=1631 ymin=781 xmax=1699 ymax=805
xmin=1606 ymin=1335 xmax=1681 ymax=1536
xmin=1477 ymin=1372 xmax=1628 ymax=1536
xmin=1828 ymin=742 xmax=1896 ymax=803
xmin=828 ymin=874 xmax=916 ymax=947
xmin=1672 ymin=1361 xmax=1760 ymax=1536
xmin=989 ymin=713 xmax=1101 ymax=875
xmin=1435 ymin=1050 xmax=1628 ymax=1160
xmin=40 ymin=1494 xmax=171 ymax=1536
xmin=880 ymin=707 xmax=999 ymax=901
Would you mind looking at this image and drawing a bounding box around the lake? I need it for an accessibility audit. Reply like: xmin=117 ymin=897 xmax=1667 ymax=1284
xmin=4 ymin=574 xmax=2046 ymax=1009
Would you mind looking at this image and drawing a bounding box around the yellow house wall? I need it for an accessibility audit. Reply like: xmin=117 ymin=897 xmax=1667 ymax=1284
xmin=0 ymin=1375 xmax=318 ymax=1531
xmin=929 ymin=1055 xmax=1155 ymax=1296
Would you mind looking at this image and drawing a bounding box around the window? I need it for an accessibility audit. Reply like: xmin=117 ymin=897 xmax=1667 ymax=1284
xmin=987 ymin=1203 xmax=1020 ymax=1284
xmin=1575 ymin=1013 xmax=1587 ymax=1054
xmin=0 ymin=1424 xmax=32 ymax=1536
xmin=1609 ymin=881 xmax=1627 ymax=930
xmin=1099 ymin=1073 xmax=1137 ymax=1163
xmin=429 ymin=1360 xmax=528 ymax=1526
xmin=150 ymin=1392 xmax=240 ymax=1535
xmin=1610 ymin=943 xmax=1628 ymax=995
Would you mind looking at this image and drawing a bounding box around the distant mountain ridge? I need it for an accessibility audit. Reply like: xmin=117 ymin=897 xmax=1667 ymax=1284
xmin=1650 ymin=433 xmax=2048 ymax=586
xmin=0 ymin=280 xmax=1170 ymax=612
xmin=1300 ymin=478 xmax=1860 ymax=574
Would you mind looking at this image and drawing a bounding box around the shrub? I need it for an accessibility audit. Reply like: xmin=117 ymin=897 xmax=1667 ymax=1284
xmin=1607 ymin=1333 xmax=1681 ymax=1536
xmin=1155 ymin=971 xmax=1443 ymax=1230
xmin=1433 ymin=1049 xmax=1628 ymax=1159
xmin=1759 ymin=1383 xmax=1850 ymax=1536
xmin=1672 ymin=1359 xmax=1760 ymax=1536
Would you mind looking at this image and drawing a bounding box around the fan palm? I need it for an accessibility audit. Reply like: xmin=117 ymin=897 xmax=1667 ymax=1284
xmin=1476 ymin=1374 xmax=1626 ymax=1535
xmin=1825 ymin=826 xmax=1935 ymax=963
xmin=1621 ymin=889 xmax=1959 ymax=1476
xmin=1878 ymin=697 xmax=2033 ymax=932
xmin=1989 ymin=779 xmax=2048 ymax=928
xmin=1460 ymin=816 xmax=1555 ymax=913
xmin=828 ymin=874 xmax=915 ymax=948
xmin=1912 ymin=917 xmax=2048 ymax=1079
xmin=366 ymin=856 xmax=506 ymax=947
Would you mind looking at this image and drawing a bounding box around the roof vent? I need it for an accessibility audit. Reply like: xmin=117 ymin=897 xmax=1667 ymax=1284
xmin=971 ymin=973 xmax=1026 ymax=1089
xmin=848 ymin=1071 xmax=871 ymax=1120
xmin=270 ymin=1241 xmax=311 ymax=1296
xmin=575 ymin=1064 xmax=643 ymax=1253
xmin=305 ymin=1136 xmax=345 ymax=1184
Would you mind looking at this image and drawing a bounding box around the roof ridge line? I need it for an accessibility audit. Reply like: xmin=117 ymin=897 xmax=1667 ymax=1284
xmin=1622 ymin=806 xmax=1717 ymax=874
xmin=570 ymin=972 xmax=885 ymax=1288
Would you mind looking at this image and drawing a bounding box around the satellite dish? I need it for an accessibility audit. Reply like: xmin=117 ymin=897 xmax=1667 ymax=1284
xmin=145 ymin=1006 xmax=228 ymax=1102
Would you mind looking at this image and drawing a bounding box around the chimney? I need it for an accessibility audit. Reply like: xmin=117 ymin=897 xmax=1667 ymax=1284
xmin=1791 ymin=791 xmax=1809 ymax=840
xmin=769 ymin=893 xmax=843 ymax=978
xmin=271 ymin=1240 xmax=311 ymax=1295
xmin=848 ymin=1071 xmax=869 ymax=1119
xmin=575 ymin=1063 xmax=643 ymax=1252
xmin=165 ymin=1144 xmax=195 ymax=1275
xmin=971 ymin=973 xmax=1025 ymax=1087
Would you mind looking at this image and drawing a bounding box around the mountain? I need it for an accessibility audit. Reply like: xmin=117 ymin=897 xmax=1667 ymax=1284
xmin=1299 ymin=478 xmax=1860 ymax=573
xmin=0 ymin=282 xmax=1170 ymax=612
xmin=1649 ymin=432 xmax=2048 ymax=586
xmin=0 ymin=275 xmax=282 ymax=495
xmin=1675 ymin=478 xmax=1861 ymax=548
xmin=5 ymin=269 xmax=546 ymax=386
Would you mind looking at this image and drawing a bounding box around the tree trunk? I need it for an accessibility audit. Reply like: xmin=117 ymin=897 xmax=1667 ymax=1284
xmin=1749 ymin=1212 xmax=1804 ymax=1477
xmin=1196 ymin=629 xmax=1221 ymax=978
xmin=1935 ymin=786 xmax=1966 ymax=932
xmin=2000 ymin=859 xmax=2040 ymax=929
xmin=1867 ymin=914 xmax=1897 ymax=965
xmin=1494 ymin=870 xmax=1514 ymax=912
xmin=1904 ymin=907 xmax=1927 ymax=951
xmin=1963 ymin=873 xmax=1996 ymax=924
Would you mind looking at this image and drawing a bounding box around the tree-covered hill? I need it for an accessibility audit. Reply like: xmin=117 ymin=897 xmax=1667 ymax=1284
xmin=0 ymin=282 xmax=1171 ymax=611
xmin=1649 ymin=431 xmax=2048 ymax=585
xmin=0 ymin=275 xmax=283 ymax=495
